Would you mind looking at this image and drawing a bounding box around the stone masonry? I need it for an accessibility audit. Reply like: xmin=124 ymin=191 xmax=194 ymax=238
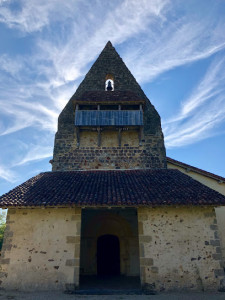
xmin=138 ymin=207 xmax=225 ymax=292
xmin=0 ymin=208 xmax=81 ymax=291
xmin=52 ymin=41 xmax=166 ymax=171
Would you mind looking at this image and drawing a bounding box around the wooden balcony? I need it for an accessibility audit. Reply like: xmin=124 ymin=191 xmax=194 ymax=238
xmin=75 ymin=110 xmax=143 ymax=126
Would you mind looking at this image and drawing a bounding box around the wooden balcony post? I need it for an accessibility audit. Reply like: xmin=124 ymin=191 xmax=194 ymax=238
xmin=97 ymin=127 xmax=101 ymax=147
xmin=118 ymin=128 xmax=122 ymax=147
xmin=139 ymin=126 xmax=143 ymax=146
xmin=76 ymin=127 xmax=80 ymax=147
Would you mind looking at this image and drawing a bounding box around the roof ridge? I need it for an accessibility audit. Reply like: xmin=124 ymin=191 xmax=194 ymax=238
xmin=167 ymin=157 xmax=225 ymax=182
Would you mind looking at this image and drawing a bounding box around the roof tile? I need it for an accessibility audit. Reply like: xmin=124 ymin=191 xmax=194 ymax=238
xmin=75 ymin=91 xmax=144 ymax=103
xmin=0 ymin=169 xmax=225 ymax=207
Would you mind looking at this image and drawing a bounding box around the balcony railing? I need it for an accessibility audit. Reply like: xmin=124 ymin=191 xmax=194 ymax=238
xmin=75 ymin=110 xmax=143 ymax=126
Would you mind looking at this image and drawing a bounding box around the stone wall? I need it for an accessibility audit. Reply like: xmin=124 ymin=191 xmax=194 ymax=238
xmin=0 ymin=208 xmax=81 ymax=291
xmin=167 ymin=161 xmax=225 ymax=269
xmin=52 ymin=131 xmax=166 ymax=171
xmin=138 ymin=206 xmax=225 ymax=292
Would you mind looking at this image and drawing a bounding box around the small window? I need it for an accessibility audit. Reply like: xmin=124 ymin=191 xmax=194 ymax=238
xmin=105 ymin=74 xmax=114 ymax=91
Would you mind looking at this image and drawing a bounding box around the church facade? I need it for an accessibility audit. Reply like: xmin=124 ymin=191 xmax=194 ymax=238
xmin=0 ymin=42 xmax=225 ymax=293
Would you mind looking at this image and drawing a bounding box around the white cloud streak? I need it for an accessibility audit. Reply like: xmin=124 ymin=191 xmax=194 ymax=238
xmin=0 ymin=0 xmax=80 ymax=33
xmin=123 ymin=16 xmax=225 ymax=83
xmin=0 ymin=165 xmax=17 ymax=183
xmin=0 ymin=0 xmax=170 ymax=137
xmin=164 ymin=58 xmax=225 ymax=148
xmin=15 ymin=144 xmax=53 ymax=166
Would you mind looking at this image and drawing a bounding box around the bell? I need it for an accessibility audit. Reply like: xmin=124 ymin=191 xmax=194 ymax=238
xmin=107 ymin=81 xmax=113 ymax=91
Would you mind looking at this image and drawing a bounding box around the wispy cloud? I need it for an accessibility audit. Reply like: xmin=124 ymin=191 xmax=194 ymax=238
xmin=0 ymin=95 xmax=59 ymax=136
xmin=0 ymin=54 xmax=24 ymax=76
xmin=35 ymin=0 xmax=170 ymax=86
xmin=123 ymin=13 xmax=225 ymax=83
xmin=0 ymin=165 xmax=17 ymax=183
xmin=164 ymin=58 xmax=225 ymax=147
xmin=0 ymin=0 xmax=79 ymax=33
xmin=15 ymin=144 xmax=53 ymax=166
xmin=0 ymin=0 xmax=170 ymax=137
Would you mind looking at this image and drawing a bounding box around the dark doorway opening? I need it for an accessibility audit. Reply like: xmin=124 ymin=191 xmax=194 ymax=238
xmin=97 ymin=234 xmax=120 ymax=276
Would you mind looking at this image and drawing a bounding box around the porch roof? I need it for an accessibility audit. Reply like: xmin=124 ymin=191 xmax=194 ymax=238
xmin=1 ymin=169 xmax=225 ymax=208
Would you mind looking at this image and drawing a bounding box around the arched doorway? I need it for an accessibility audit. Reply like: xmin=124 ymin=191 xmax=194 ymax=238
xmin=97 ymin=234 xmax=120 ymax=276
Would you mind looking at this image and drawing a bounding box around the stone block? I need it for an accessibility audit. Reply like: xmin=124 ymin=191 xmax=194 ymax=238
xmin=140 ymin=266 xmax=146 ymax=282
xmin=76 ymin=223 xmax=81 ymax=235
xmin=139 ymin=243 xmax=145 ymax=257
xmin=66 ymin=236 xmax=76 ymax=243
xmin=140 ymin=258 xmax=153 ymax=266
xmin=138 ymin=214 xmax=148 ymax=221
xmin=214 ymin=231 xmax=219 ymax=239
xmin=212 ymin=253 xmax=222 ymax=260
xmin=75 ymin=244 xmax=80 ymax=258
xmin=8 ymin=210 xmax=16 ymax=215
xmin=71 ymin=215 xmax=81 ymax=221
xmin=216 ymin=247 xmax=222 ymax=254
xmin=210 ymin=240 xmax=220 ymax=247
xmin=138 ymin=222 xmax=143 ymax=235
xmin=151 ymin=266 xmax=159 ymax=273
xmin=139 ymin=236 xmax=152 ymax=243
xmin=1 ymin=244 xmax=12 ymax=251
xmin=204 ymin=212 xmax=215 ymax=218
xmin=74 ymin=266 xmax=80 ymax=278
xmin=0 ymin=272 xmax=7 ymax=278
xmin=65 ymin=259 xmax=76 ymax=267
xmin=4 ymin=231 xmax=13 ymax=238
xmin=210 ymin=225 xmax=218 ymax=231
xmin=74 ymin=236 xmax=80 ymax=243
xmin=0 ymin=258 xmax=10 ymax=264
xmin=214 ymin=269 xmax=224 ymax=277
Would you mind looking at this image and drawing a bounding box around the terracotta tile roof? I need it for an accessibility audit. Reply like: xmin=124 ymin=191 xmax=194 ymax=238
xmin=1 ymin=169 xmax=225 ymax=207
xmin=167 ymin=157 xmax=225 ymax=183
xmin=75 ymin=91 xmax=145 ymax=104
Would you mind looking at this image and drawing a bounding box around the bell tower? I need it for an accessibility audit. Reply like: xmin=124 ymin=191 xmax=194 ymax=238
xmin=51 ymin=41 xmax=166 ymax=171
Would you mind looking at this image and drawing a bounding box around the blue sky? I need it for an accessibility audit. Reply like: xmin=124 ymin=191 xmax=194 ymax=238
xmin=0 ymin=0 xmax=225 ymax=195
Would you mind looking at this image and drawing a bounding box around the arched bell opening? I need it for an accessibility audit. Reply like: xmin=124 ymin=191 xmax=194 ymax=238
xmin=105 ymin=74 xmax=114 ymax=91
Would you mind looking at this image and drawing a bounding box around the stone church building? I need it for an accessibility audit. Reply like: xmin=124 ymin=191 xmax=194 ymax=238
xmin=1 ymin=41 xmax=225 ymax=293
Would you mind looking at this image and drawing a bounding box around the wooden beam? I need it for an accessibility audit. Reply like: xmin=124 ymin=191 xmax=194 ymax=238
xmin=139 ymin=126 xmax=143 ymax=146
xmin=76 ymin=127 xmax=80 ymax=147
xmin=118 ymin=128 xmax=122 ymax=147
xmin=97 ymin=127 xmax=101 ymax=147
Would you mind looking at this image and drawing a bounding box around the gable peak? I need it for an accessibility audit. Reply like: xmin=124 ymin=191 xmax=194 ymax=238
xmin=105 ymin=41 xmax=113 ymax=48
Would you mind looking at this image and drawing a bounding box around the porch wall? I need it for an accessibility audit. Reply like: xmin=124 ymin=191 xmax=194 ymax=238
xmin=167 ymin=161 xmax=225 ymax=267
xmin=138 ymin=206 xmax=225 ymax=292
xmin=0 ymin=208 xmax=81 ymax=291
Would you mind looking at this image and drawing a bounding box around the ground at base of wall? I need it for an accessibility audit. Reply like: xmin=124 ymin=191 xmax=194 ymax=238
xmin=0 ymin=291 xmax=225 ymax=300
